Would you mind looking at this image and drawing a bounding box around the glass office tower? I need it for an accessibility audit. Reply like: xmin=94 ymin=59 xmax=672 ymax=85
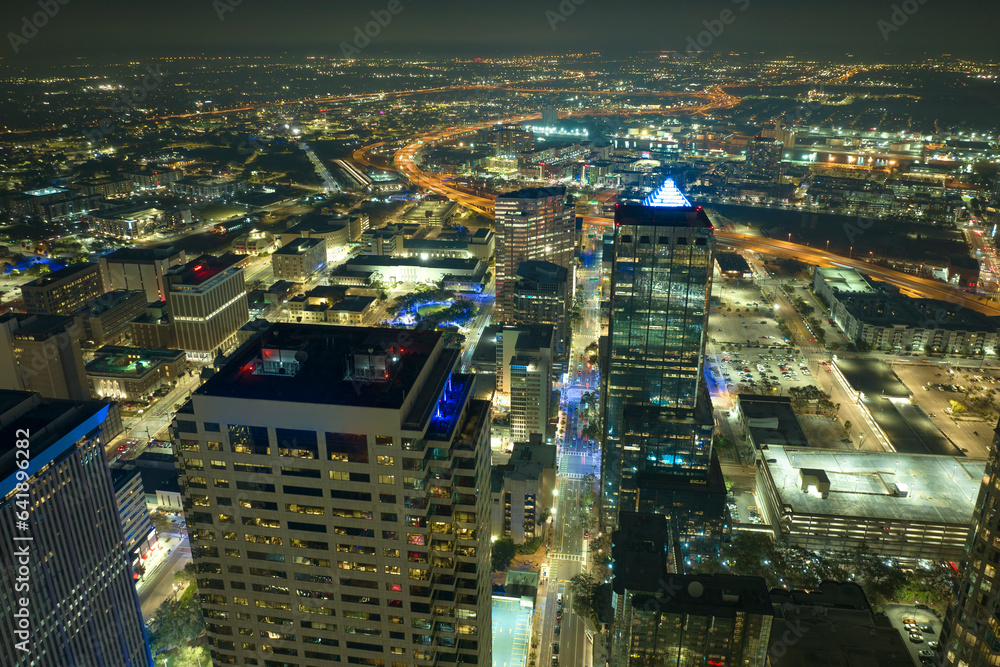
xmin=601 ymin=181 xmax=723 ymax=555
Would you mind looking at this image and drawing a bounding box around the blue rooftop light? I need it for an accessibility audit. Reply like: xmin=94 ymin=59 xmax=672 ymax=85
xmin=642 ymin=178 xmax=691 ymax=208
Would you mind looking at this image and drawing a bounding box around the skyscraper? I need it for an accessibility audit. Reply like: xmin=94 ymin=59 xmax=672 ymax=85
xmin=941 ymin=423 xmax=1000 ymax=667
xmin=494 ymin=187 xmax=575 ymax=321
xmin=0 ymin=390 xmax=151 ymax=666
xmin=175 ymin=323 xmax=492 ymax=666
xmin=744 ymin=136 xmax=784 ymax=182
xmin=511 ymin=260 xmax=571 ymax=357
xmin=600 ymin=180 xmax=726 ymax=560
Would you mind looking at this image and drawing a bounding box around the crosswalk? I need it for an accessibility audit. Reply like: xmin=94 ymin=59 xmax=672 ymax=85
xmin=549 ymin=553 xmax=585 ymax=562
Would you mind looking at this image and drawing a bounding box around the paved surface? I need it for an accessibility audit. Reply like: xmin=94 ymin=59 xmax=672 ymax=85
xmin=884 ymin=602 xmax=944 ymax=664
xmin=492 ymin=597 xmax=531 ymax=667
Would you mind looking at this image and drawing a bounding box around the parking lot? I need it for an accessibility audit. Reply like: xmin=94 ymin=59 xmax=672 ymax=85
xmin=888 ymin=361 xmax=995 ymax=459
xmin=884 ymin=603 xmax=943 ymax=665
xmin=706 ymin=345 xmax=817 ymax=399
xmin=492 ymin=597 xmax=531 ymax=667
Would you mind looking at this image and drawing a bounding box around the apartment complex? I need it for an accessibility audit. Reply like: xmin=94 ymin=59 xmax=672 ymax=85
xmin=175 ymin=324 xmax=492 ymax=666
xmin=941 ymin=425 xmax=1000 ymax=667
xmin=165 ymin=254 xmax=249 ymax=360
xmin=0 ymin=391 xmax=151 ymax=666
xmin=601 ymin=180 xmax=725 ymax=561
xmin=494 ymin=187 xmax=575 ymax=320
xmin=21 ymin=262 xmax=106 ymax=316
xmin=99 ymin=244 xmax=187 ymax=303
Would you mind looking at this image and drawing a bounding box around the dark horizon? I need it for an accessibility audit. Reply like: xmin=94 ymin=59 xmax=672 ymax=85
xmin=1 ymin=0 xmax=997 ymax=64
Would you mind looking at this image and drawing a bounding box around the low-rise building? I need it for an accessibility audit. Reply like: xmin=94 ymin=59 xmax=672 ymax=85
xmin=815 ymin=266 xmax=1000 ymax=354
xmin=280 ymin=217 xmax=351 ymax=262
xmin=402 ymin=197 xmax=459 ymax=225
xmin=733 ymin=395 xmax=810 ymax=458
xmin=715 ymin=252 xmax=753 ymax=280
xmin=87 ymin=346 xmax=187 ymax=401
xmin=170 ymin=176 xmax=245 ymax=199
xmin=233 ymin=230 xmax=277 ymax=255
xmin=127 ymin=168 xmax=182 ymax=190
xmin=490 ymin=436 xmax=557 ymax=544
xmin=286 ymin=289 xmax=377 ymax=326
xmin=90 ymin=203 xmax=188 ymax=240
xmin=344 ymin=255 xmax=485 ymax=286
xmin=271 ymin=237 xmax=327 ymax=282
xmin=755 ymin=445 xmax=984 ymax=563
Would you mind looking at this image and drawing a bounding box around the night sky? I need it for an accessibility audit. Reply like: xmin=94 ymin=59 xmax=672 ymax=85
xmin=0 ymin=0 xmax=997 ymax=62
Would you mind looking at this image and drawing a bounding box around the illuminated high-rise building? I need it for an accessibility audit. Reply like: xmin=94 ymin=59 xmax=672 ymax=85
xmin=600 ymin=180 xmax=726 ymax=564
xmin=176 ymin=324 xmax=492 ymax=666
xmin=0 ymin=391 xmax=151 ymax=666
xmin=494 ymin=187 xmax=575 ymax=322
xmin=941 ymin=423 xmax=1000 ymax=667
xmin=744 ymin=136 xmax=784 ymax=183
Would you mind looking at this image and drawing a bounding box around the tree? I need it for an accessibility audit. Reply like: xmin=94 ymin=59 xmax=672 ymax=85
xmin=173 ymin=645 xmax=209 ymax=667
xmin=148 ymin=585 xmax=205 ymax=654
xmin=569 ymin=573 xmax=600 ymax=625
xmin=843 ymin=420 xmax=852 ymax=434
xmin=491 ymin=537 xmax=517 ymax=572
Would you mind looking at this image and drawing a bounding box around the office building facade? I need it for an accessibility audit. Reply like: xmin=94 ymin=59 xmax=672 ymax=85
xmin=941 ymin=425 xmax=1000 ymax=667
xmin=175 ymin=324 xmax=492 ymax=666
xmin=99 ymin=244 xmax=187 ymax=303
xmin=0 ymin=313 xmax=89 ymax=401
xmin=21 ymin=262 xmax=106 ymax=316
xmin=511 ymin=260 xmax=571 ymax=357
xmin=165 ymin=254 xmax=249 ymax=360
xmin=494 ymin=187 xmax=575 ymax=321
xmin=601 ymin=181 xmax=716 ymax=524
xmin=0 ymin=391 xmax=151 ymax=666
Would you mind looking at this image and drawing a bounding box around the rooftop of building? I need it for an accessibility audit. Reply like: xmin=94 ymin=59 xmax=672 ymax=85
xmin=0 ymin=391 xmax=111 ymax=499
xmin=330 ymin=295 xmax=377 ymax=313
xmin=496 ymin=186 xmax=566 ymax=200
xmin=611 ymin=512 xmax=676 ymax=595
xmin=514 ymin=260 xmax=569 ymax=284
xmin=613 ymin=201 xmax=713 ymax=229
xmin=715 ymin=252 xmax=752 ymax=273
xmin=195 ymin=323 xmax=448 ymax=409
xmin=167 ymin=253 xmax=244 ymax=287
xmin=21 ymin=261 xmax=98 ymax=289
xmin=768 ymin=582 xmax=913 ymax=667
xmin=100 ymin=244 xmax=182 ymax=263
xmin=91 ymin=203 xmax=165 ymax=219
xmin=274 ymin=237 xmax=325 ymax=256
xmin=345 ymin=255 xmax=482 ymax=271
xmin=86 ymin=346 xmax=185 ymax=376
xmin=285 ymin=216 xmax=350 ymax=237
xmin=814 ymin=266 xmax=876 ymax=294
xmin=2 ymin=312 xmax=75 ymax=338
xmin=760 ymin=444 xmax=983 ymax=524
xmin=109 ymin=462 xmax=141 ymax=491
xmin=624 ymin=572 xmax=773 ymax=618
xmin=835 ymin=357 xmax=910 ymax=398
xmin=737 ymin=394 xmax=810 ymax=448
xmin=838 ymin=289 xmax=999 ymax=331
